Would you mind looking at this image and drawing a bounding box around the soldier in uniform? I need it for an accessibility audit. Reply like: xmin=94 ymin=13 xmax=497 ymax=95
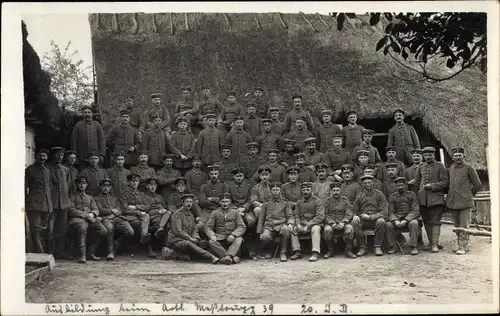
xmin=295 ymin=152 xmax=317 ymax=183
xmin=226 ymin=116 xmax=253 ymax=165
xmin=185 ymin=155 xmax=208 ymax=197
xmin=280 ymin=139 xmax=298 ymax=168
xmin=166 ymin=177 xmax=202 ymax=221
xmin=173 ymin=87 xmax=198 ymax=132
xmin=252 ymin=86 xmax=271 ymax=119
xmin=145 ymin=92 xmax=172 ymax=135
xmin=325 ymin=134 xmax=352 ymax=182
xmin=405 ymin=149 xmax=423 ymax=193
xmin=281 ymin=166 xmax=302 ymax=211
xmin=197 ymin=86 xmax=223 ymax=124
xmin=315 ymin=109 xmax=341 ymax=153
xmin=141 ymin=114 xmax=174 ymax=170
xmin=166 ymin=193 xmax=220 ymax=264
xmin=79 ymin=152 xmax=110 ymax=197
xmin=387 ymin=109 xmax=421 ymax=166
xmin=228 ymin=167 xmax=254 ymax=229
xmin=386 ymin=177 xmax=421 ymax=255
xmin=377 ymin=146 xmax=405 ymax=182
xmin=312 ymin=162 xmax=332 ymax=201
xmin=156 ymin=154 xmax=181 ymax=200
xmin=290 ymin=182 xmax=325 ymax=262
xmin=68 ymin=176 xmax=107 ymax=263
xmin=205 ymin=193 xmax=247 ymax=264
xmin=361 ymin=164 xmax=383 ymax=192
xmin=446 ymin=147 xmax=482 ymax=255
xmin=383 ymin=163 xmax=400 ymax=198
xmin=170 ymin=117 xmax=196 ymax=174
xmin=94 ymin=178 xmax=135 ymax=260
xmin=25 ymin=148 xmax=53 ymax=253
xmin=198 ymin=165 xmax=230 ymax=235
xmin=283 ymin=95 xmax=315 ymax=134
xmin=47 ymin=147 xmax=72 ymax=258
xmin=322 ymin=182 xmax=356 ymax=259
xmin=269 ymin=107 xmax=284 ymax=137
xmin=130 ymin=150 xmax=157 ymax=192
xmin=354 ymin=129 xmax=382 ymax=165
xmin=304 ymin=137 xmax=327 ymax=169
xmin=284 ymin=116 xmax=314 ymax=152
xmin=196 ymin=113 xmax=225 ymax=169
xmin=70 ymin=105 xmax=106 ymax=169
xmin=117 ymin=96 xmax=146 ymax=142
xmin=351 ymin=174 xmax=389 ymax=257
xmin=219 ymin=145 xmax=239 ymax=183
xmin=342 ymin=110 xmax=365 ymax=154
xmin=119 ymin=173 xmax=153 ymax=247
xmin=340 ymin=164 xmax=362 ymax=205
xmin=107 ymin=108 xmax=141 ymax=168
xmin=242 ymin=142 xmax=265 ymax=183
xmin=250 ymin=165 xmax=273 ymax=221
xmin=106 ymin=151 xmax=131 ymax=197
xmin=256 ymin=118 xmax=280 ymax=159
xmin=257 ymin=182 xmax=295 ymax=262
xmin=143 ymin=178 xmax=172 ymax=257
xmin=64 ymin=150 xmax=79 ymax=194
xmin=219 ymin=91 xmax=245 ymax=130
xmin=353 ymin=150 xmax=371 ymax=182
xmin=414 ymin=147 xmax=449 ymax=253
xmin=243 ymin=102 xmax=262 ymax=140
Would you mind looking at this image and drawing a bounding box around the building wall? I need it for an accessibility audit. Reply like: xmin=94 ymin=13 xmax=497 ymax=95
xmin=25 ymin=125 xmax=35 ymax=167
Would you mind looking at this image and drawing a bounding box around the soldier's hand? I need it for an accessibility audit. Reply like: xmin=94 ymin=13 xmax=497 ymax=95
xmin=190 ymin=237 xmax=198 ymax=243
xmin=227 ymin=235 xmax=236 ymax=243
xmin=338 ymin=222 xmax=345 ymax=230
xmin=400 ymin=220 xmax=408 ymax=227
xmin=180 ymin=154 xmax=188 ymax=160
xmin=361 ymin=214 xmax=371 ymax=221
xmin=210 ymin=236 xmax=217 ymax=242
xmin=394 ymin=220 xmax=401 ymax=227
xmin=195 ymin=216 xmax=200 ymax=223
xmin=129 ymin=146 xmax=136 ymax=152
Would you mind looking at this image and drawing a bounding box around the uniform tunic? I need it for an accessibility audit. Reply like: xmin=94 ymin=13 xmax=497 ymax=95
xmin=68 ymin=192 xmax=99 ymax=225
xmin=285 ymin=128 xmax=314 ymax=152
xmin=141 ymin=127 xmax=171 ymax=167
xmin=387 ymin=123 xmax=421 ymax=164
xmin=342 ymin=124 xmax=365 ymax=154
xmin=25 ymin=163 xmax=53 ymax=213
xmin=312 ymin=180 xmax=332 ymax=201
xmin=145 ymin=106 xmax=171 ymax=131
xmin=114 ymin=107 xmax=146 ymax=135
xmin=280 ymin=151 xmax=297 ymax=168
xmin=325 ymin=148 xmax=352 ymax=171
xmin=118 ymin=188 xmax=150 ymax=221
xmin=242 ymin=155 xmax=265 ymax=181
xmin=244 ymin=116 xmax=262 ymax=140
xmin=251 ymin=163 xmax=287 ymax=184
xmin=170 ymin=130 xmax=196 ymax=170
xmin=106 ymin=166 xmax=131 ymax=197
xmin=383 ymin=178 xmax=399 ymax=199
xmin=282 ymin=182 xmax=302 ymax=203
xmin=377 ymin=159 xmax=405 ymax=182
xmin=94 ymin=193 xmax=125 ymax=219
xmin=252 ymin=97 xmax=271 ymax=119
xmin=323 ymin=196 xmax=352 ymax=224
xmin=219 ymin=158 xmax=239 ymax=183
xmin=199 ymin=181 xmax=230 ymax=211
xmin=351 ymin=189 xmax=388 ymax=221
xmin=175 ymin=99 xmax=198 ymax=117
xmin=196 ymin=126 xmax=225 ymax=166
xmin=340 ymin=180 xmax=362 ymax=205
xmin=70 ymin=119 xmax=106 ymax=162
xmin=167 ymin=208 xmax=200 ymax=247
xmin=257 ymin=198 xmax=294 ymax=234
xmin=198 ymin=97 xmax=222 ymax=117
xmin=130 ymin=165 xmax=157 ymax=183
xmin=66 ymin=165 xmax=79 ymax=194
xmin=353 ymin=143 xmax=382 ymax=165
xmin=166 ymin=192 xmax=202 ymax=218
xmin=107 ymin=124 xmax=141 ymax=166
xmin=228 ymin=180 xmax=252 ymax=209
xmin=283 ymin=108 xmax=314 ymax=134
xmin=271 ymin=119 xmax=284 ymax=136
xmin=226 ymin=129 xmax=253 ymax=165
xmin=315 ymin=122 xmax=342 ymax=152
xmin=405 ymin=163 xmax=421 ymax=193
xmin=251 ymin=182 xmax=272 ymax=204
xmin=295 ymin=196 xmax=325 ymax=227
xmin=185 ymin=168 xmax=208 ymax=196
xmin=220 ymin=102 xmax=245 ymax=123
xmin=388 ymin=191 xmax=420 ymax=222
xmin=79 ymin=167 xmax=109 ymax=197
xmin=305 ymin=150 xmax=327 ymax=167
xmin=256 ymin=132 xmax=280 ymax=159
xmin=446 ymin=163 xmax=482 ymax=210
xmin=298 ymin=166 xmax=317 ymax=183
xmin=156 ymin=167 xmax=181 ymax=200
xmin=205 ymin=208 xmax=246 ymax=240
xmin=414 ymin=161 xmax=449 ymax=207
xmin=47 ymin=162 xmax=72 ymax=210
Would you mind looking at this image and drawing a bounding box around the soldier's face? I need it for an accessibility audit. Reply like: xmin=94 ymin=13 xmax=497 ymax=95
xmin=82 ymin=109 xmax=93 ymax=119
xmin=227 ymin=95 xmax=236 ymax=103
xmin=317 ymin=169 xmax=327 ymax=179
xmin=347 ymin=114 xmax=357 ymax=124
xmin=271 ymin=187 xmax=281 ymax=197
xmin=288 ymin=172 xmax=298 ymax=182
xmin=101 ymin=183 xmax=112 ymax=194
xmin=163 ymin=158 xmax=173 ymax=166
xmin=233 ymin=173 xmax=244 ymax=183
xmin=412 ymin=154 xmax=422 ymax=164
xmin=296 ymin=157 xmax=305 ymax=166
xmin=220 ymin=198 xmax=232 ymax=209
xmin=54 ymin=152 xmax=64 ymax=163
xmin=295 ymin=120 xmax=305 ymax=129
xmin=343 ymin=171 xmax=352 ymax=181
xmin=387 ymin=167 xmax=397 ymax=177
xmin=222 ymin=149 xmax=231 ymax=158
xmin=88 ymin=156 xmax=99 ymax=166
xmin=183 ymin=91 xmax=191 ymax=99
xmin=394 ymin=112 xmax=405 ymax=122
xmin=125 ymin=99 xmax=134 ymax=106
xmin=331 ymin=187 xmax=341 ymax=198
xmin=453 ymin=152 xmax=464 ymax=163
xmin=364 ymin=169 xmax=375 ymax=176
xmin=293 ymin=98 xmax=302 ymax=107
xmin=202 ymin=89 xmax=210 ymax=97
xmin=209 ymin=170 xmax=219 ymax=180
xmin=270 ymin=111 xmax=279 ymax=120
xmin=183 ymin=198 xmax=194 ymax=208
xmin=307 ymin=142 xmax=316 ymax=151
xmin=122 ymin=114 xmax=131 ymax=124
xmin=333 ymin=138 xmax=342 ymax=148
xmin=129 ymin=178 xmax=140 ymax=189
xmin=259 ymin=172 xmax=270 ymax=182
xmin=152 ymin=97 xmax=161 ymax=105
xmin=263 ymin=122 xmax=271 ymax=132
xmin=178 ymin=121 xmax=188 ymax=130
xmin=177 ymin=183 xmax=186 ymax=193
xmin=268 ymin=153 xmax=277 ymax=163
xmin=207 ymin=118 xmax=216 ymax=127
xmin=77 ymin=180 xmax=88 ymax=192
xmin=362 ymin=179 xmax=373 ymax=190
xmin=423 ymin=152 xmax=435 ymax=162
xmin=358 ymin=156 xmax=369 ymax=165
xmin=153 ymin=118 xmax=162 ymax=127
xmin=147 ymin=183 xmax=157 ymax=193
xmin=254 ymin=90 xmax=263 ymax=98
xmin=37 ymin=153 xmax=48 ymax=163
xmin=249 ymin=147 xmax=258 ymax=156
xmin=396 ymin=182 xmax=406 ymax=191
xmin=139 ymin=155 xmax=149 ymax=164
xmin=322 ymin=114 xmax=331 ymax=123
xmin=386 ymin=150 xmax=396 ymax=159
xmin=235 ymin=120 xmax=244 ymax=129
xmin=285 ymin=144 xmax=294 ymax=151
xmin=247 ymin=107 xmax=256 ymax=115
xmin=66 ymin=154 xmax=76 ymax=165
xmin=301 ymin=187 xmax=312 ymax=198
xmin=115 ymin=156 xmax=125 ymax=167
xmin=363 ymin=134 xmax=372 ymax=143
xmin=193 ymin=159 xmax=201 ymax=168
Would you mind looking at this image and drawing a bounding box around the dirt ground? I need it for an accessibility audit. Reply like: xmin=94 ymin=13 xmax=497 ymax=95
xmin=26 ymin=224 xmax=494 ymax=304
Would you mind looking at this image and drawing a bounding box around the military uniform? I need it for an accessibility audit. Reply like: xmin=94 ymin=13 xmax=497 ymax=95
xmin=226 ymin=128 xmax=253 ymax=165
xmin=383 ymin=177 xmax=399 ymax=199
xmin=316 ymin=120 xmax=342 ymax=152
xmin=196 ymin=125 xmax=225 ymax=167
xmin=405 ymin=163 xmax=421 ymax=193
xmin=242 ymin=151 xmax=265 ymax=183
xmin=282 ymin=182 xmax=302 ymax=204
xmin=228 ymin=178 xmax=254 ymax=228
xmin=156 ymin=165 xmax=181 ymax=200
xmin=256 ymin=129 xmax=281 ymax=159
xmin=114 ymin=106 xmax=146 ymax=139
xmin=197 ymin=96 xmax=222 ymax=118
xmin=270 ymin=119 xmax=284 ymax=136
xmin=66 ymin=163 xmax=79 ymax=194
xmin=170 ymin=129 xmax=196 ymax=172
xmin=141 ymin=126 xmax=172 ymax=168
xmin=312 ymin=179 xmax=332 ymax=201
xmin=340 ymin=180 xmax=362 ymax=205
xmin=292 ymin=192 xmax=325 ymax=256
xmin=143 ymin=189 xmax=171 ymax=246
xmin=198 ymin=179 xmax=230 ymax=232
xmin=304 ymin=148 xmax=327 ymax=168
xmin=166 ymin=190 xmax=202 ymax=218
xmin=377 ymin=158 xmax=405 ymax=182
xmin=185 ymin=167 xmax=208 ymax=197
xmin=70 ymin=118 xmax=106 ymax=166
xmin=285 ymin=128 xmax=314 ymax=152
xmin=388 ymin=121 xmax=421 ymax=166
xmin=130 ymin=163 xmax=157 ymax=192
xmin=298 ymin=166 xmax=317 ymax=183
xmin=323 ymin=192 xmax=355 ymax=258
xmin=174 ymin=98 xmax=197 ymax=130
xmin=219 ymin=157 xmax=239 ymax=183
xmin=145 ymin=106 xmax=171 ymax=132
xmin=220 ymin=101 xmax=245 ymax=124
xmin=79 ymin=165 xmax=109 ymax=197
xmin=118 ymin=186 xmax=152 ymax=243
xmin=325 ymin=147 xmax=352 ymax=173
xmin=252 ymin=96 xmax=271 ymax=119
xmin=342 ymin=124 xmax=365 ymax=154
xmin=353 ymin=143 xmax=382 ymax=165
xmin=283 ymin=108 xmax=314 ymax=134
xmin=244 ymin=115 xmax=262 ymax=140
xmin=107 ymin=165 xmax=131 ymax=197
xmin=107 ymin=123 xmax=141 ymax=167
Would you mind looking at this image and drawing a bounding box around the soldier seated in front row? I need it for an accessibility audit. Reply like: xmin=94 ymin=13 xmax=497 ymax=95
xmin=322 ymin=182 xmax=356 ymax=259
xmin=167 ymin=177 xmax=201 ymax=221
xmin=386 ymin=177 xmax=421 ymax=255
xmin=68 ymin=176 xmax=107 ymax=263
xmin=351 ymin=174 xmax=389 ymax=257
xmin=198 ymin=165 xmax=229 ymax=236
xmin=291 ymin=182 xmax=325 ymax=262
xmin=166 ymin=194 xmax=220 ymax=264
xmin=257 ymin=182 xmax=295 ymax=262
xmin=204 ymin=193 xmax=247 ymax=265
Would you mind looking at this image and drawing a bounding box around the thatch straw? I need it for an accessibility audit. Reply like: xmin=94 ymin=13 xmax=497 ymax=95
xmin=89 ymin=13 xmax=487 ymax=170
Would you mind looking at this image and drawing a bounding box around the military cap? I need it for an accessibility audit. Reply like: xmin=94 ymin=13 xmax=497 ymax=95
xmin=321 ymin=109 xmax=333 ymax=116
xmin=291 ymin=94 xmax=303 ymax=100
xmin=182 ymin=86 xmax=192 ymax=92
xmin=258 ymin=165 xmax=272 ymax=174
xmin=151 ymin=92 xmax=162 ymax=98
xmin=176 ymin=116 xmax=188 ymax=124
xmin=295 ymin=116 xmax=306 ymax=122
xmin=262 ymin=118 xmax=273 ymax=124
xmin=75 ymin=175 xmax=88 ymax=183
xmin=360 ymin=174 xmax=374 ymax=181
xmin=411 ymin=149 xmax=423 ymax=155
xmin=362 ymin=129 xmax=374 ymax=135
xmin=126 ymin=173 xmax=141 ymax=181
xmin=64 ymin=150 xmax=77 ymax=156
xmin=161 ymin=154 xmax=174 ymax=161
xmin=270 ymin=181 xmax=282 ymax=188
xmin=51 ymin=146 xmax=65 ymax=154
xmin=300 ymin=182 xmax=313 ymax=189
xmin=86 ymin=151 xmax=100 ymax=159
xmin=181 ymin=193 xmax=195 ymax=200
xmin=332 ymin=134 xmax=343 ymax=139
xmin=385 ymin=146 xmax=397 ymax=152
xmin=422 ymin=146 xmax=436 ymax=153
xmin=254 ymin=86 xmax=264 ymax=92
xmin=207 ymin=164 xmax=221 ymax=171
xmin=246 ymin=142 xmax=258 ymax=149
xmin=268 ymin=148 xmax=280 ymax=155
xmin=204 ymin=113 xmax=217 ymax=120
xmin=341 ymin=164 xmax=354 ymax=171
xmin=81 ymin=105 xmax=93 ymax=112
xmin=120 ymin=108 xmax=131 ymax=116
xmin=219 ymin=192 xmax=232 ymax=200
xmin=246 ymin=102 xmax=257 ymax=109
xmin=452 ymin=147 xmax=465 ymax=154
xmin=227 ymin=91 xmax=237 ymax=97
xmin=192 ymin=155 xmax=202 ymax=161
xmin=304 ymin=137 xmax=317 ymax=144
xmin=221 ymin=144 xmax=232 ymax=151
xmin=395 ymin=177 xmax=407 ymax=184
xmin=385 ymin=162 xmax=399 ymax=169
xmin=284 ymin=139 xmax=296 ymax=144
xmin=99 ymin=178 xmax=112 ymax=186
xmin=294 ymin=152 xmax=306 ymax=159
xmin=269 ymin=107 xmax=280 ymax=112
xmin=234 ymin=116 xmax=245 ymax=122
xmin=149 ymin=113 xmax=162 ymax=121
xmin=286 ymin=165 xmax=300 ymax=174
xmin=174 ymin=177 xmax=186 ymax=185
xmin=315 ymin=162 xmax=328 ymax=170
xmin=200 ymin=85 xmax=210 ymax=90
xmin=124 ymin=96 xmax=134 ymax=102
xmin=346 ymin=110 xmax=357 ymax=117
xmin=330 ymin=181 xmax=342 ymax=189
xmin=144 ymin=178 xmax=159 ymax=185
xmin=393 ymin=109 xmax=405 ymax=116
xmin=356 ymin=150 xmax=370 ymax=157
xmin=137 ymin=149 xmax=149 ymax=156
xmin=362 ymin=164 xmax=377 ymax=171
xmin=231 ymin=167 xmax=245 ymax=175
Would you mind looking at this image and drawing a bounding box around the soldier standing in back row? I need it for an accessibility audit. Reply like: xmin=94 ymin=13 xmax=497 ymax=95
xmin=446 ymin=147 xmax=482 ymax=255
xmin=387 ymin=109 xmax=421 ymax=166
xmin=173 ymin=87 xmax=198 ymax=132
xmin=226 ymin=116 xmax=253 ymax=165
xmin=107 ymin=108 xmax=141 ymax=168
xmin=196 ymin=114 xmax=225 ymax=169
xmin=354 ymin=129 xmax=382 ymax=165
xmin=406 ymin=149 xmax=423 ymax=193
xmin=315 ymin=109 xmax=341 ymax=153
xmin=283 ymin=95 xmax=315 ymax=134
xmin=414 ymin=147 xmax=449 ymax=253
xmin=342 ymin=110 xmax=365 ymax=154
xmin=141 ymin=114 xmax=174 ymax=170
xmin=115 ymin=96 xmax=146 ymax=142
xmin=197 ymin=86 xmax=223 ymax=126
xmin=252 ymin=87 xmax=271 ymax=119
xmin=145 ymin=93 xmax=172 ymax=135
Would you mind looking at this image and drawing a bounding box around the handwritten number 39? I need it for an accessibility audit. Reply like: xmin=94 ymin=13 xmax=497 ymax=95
xmin=263 ymin=304 xmax=274 ymax=313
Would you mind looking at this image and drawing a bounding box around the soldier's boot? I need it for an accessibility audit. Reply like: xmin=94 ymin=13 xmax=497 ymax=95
xmin=140 ymin=233 xmax=151 ymax=245
xmin=345 ymin=245 xmax=357 ymax=259
xmin=308 ymin=251 xmax=320 ymax=262
xmin=233 ymin=256 xmax=241 ymax=264
xmin=76 ymin=235 xmax=86 ymax=264
xmin=356 ymin=247 xmax=367 ymax=257
xmin=147 ymin=244 xmax=157 ymax=258
xmin=422 ymin=223 xmax=432 ymax=251
xmin=387 ymin=246 xmax=398 ymax=255
xmin=290 ymin=251 xmax=302 ymax=260
xmin=410 ymin=246 xmax=419 ymax=255
xmin=191 ymin=245 xmax=219 ymax=264
xmin=220 ymin=255 xmax=233 ymax=265
xmin=323 ymin=239 xmax=335 ymax=259
xmin=262 ymin=244 xmax=273 ymax=259
xmin=279 ymin=235 xmax=289 ymax=262
xmin=456 ymin=232 xmax=467 ymax=255
xmin=106 ymin=234 xmax=114 ymax=261
xmin=431 ymin=226 xmax=441 ymax=253
xmin=87 ymin=242 xmax=101 ymax=261
xmin=374 ymin=247 xmax=384 ymax=256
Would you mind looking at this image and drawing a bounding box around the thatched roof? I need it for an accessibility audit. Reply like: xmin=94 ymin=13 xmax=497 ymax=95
xmin=89 ymin=13 xmax=488 ymax=170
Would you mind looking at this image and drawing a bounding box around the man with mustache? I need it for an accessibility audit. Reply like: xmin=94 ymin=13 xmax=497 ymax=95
xmin=107 ymin=108 xmax=141 ymax=168
xmin=198 ymin=165 xmax=230 ymax=235
xmin=130 ymin=150 xmax=157 ymax=192
xmin=388 ymin=109 xmax=421 ymax=166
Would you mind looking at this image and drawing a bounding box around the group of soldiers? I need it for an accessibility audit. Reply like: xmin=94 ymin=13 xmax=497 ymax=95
xmin=25 ymin=86 xmax=483 ymax=265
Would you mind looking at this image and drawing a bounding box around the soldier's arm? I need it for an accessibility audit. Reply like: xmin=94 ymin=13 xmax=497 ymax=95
xmin=68 ymin=197 xmax=87 ymax=218
xmin=191 ymin=202 xmax=202 ymax=218
xmin=306 ymin=111 xmax=315 ymax=131
xmin=97 ymin=123 xmax=106 ymax=156
xmin=388 ymin=195 xmax=398 ymax=222
xmin=409 ymin=125 xmax=421 ymax=149
xmin=119 ymin=193 xmax=141 ymax=216
xmin=171 ymin=213 xmax=192 ymax=241
xmin=431 ymin=164 xmax=449 ymax=192
xmin=256 ymin=203 xmax=266 ymax=234
xmin=351 ymin=194 xmax=361 ymax=216
xmin=374 ymin=148 xmax=383 ymax=163
xmin=133 ymin=129 xmax=141 ymax=150
xmin=414 ymin=165 xmax=422 ymax=190
xmin=195 ymin=132 xmax=204 ymax=156
xmin=89 ymin=196 xmax=100 ymax=217
xmin=295 ymin=202 xmax=303 ymax=226
xmin=242 ymin=185 xmax=252 ymax=210
xmin=168 ymin=136 xmax=183 ymax=157
xmin=204 ymin=211 xmax=217 ymax=239
xmin=186 ymin=134 xmax=197 ymax=157
xmin=405 ymin=192 xmax=420 ymax=222
xmin=106 ymin=126 xmax=117 ymax=151
xmin=307 ymin=199 xmax=325 ymax=228
xmin=468 ymin=166 xmax=482 ymax=195
xmin=95 ymin=197 xmax=113 ymax=216
xmin=250 ymin=185 xmax=261 ymax=206
xmin=199 ymin=185 xmax=212 ymax=209
xmin=232 ymin=211 xmax=247 ymax=237
xmin=161 ymin=107 xmax=171 ymax=130
xmin=370 ymin=191 xmax=388 ymax=221
xmin=285 ymin=201 xmax=295 ymax=225
xmin=342 ymin=198 xmax=353 ymax=223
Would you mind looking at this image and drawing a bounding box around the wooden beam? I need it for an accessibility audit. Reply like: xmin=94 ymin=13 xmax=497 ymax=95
xmin=452 ymin=227 xmax=491 ymax=237
xmin=373 ymin=132 xmax=389 ymax=137
xmin=300 ymin=11 xmax=318 ymax=32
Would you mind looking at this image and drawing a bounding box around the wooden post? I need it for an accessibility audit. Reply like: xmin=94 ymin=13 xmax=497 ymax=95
xmin=439 ymin=148 xmax=446 ymax=167
xmin=452 ymin=227 xmax=491 ymax=237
